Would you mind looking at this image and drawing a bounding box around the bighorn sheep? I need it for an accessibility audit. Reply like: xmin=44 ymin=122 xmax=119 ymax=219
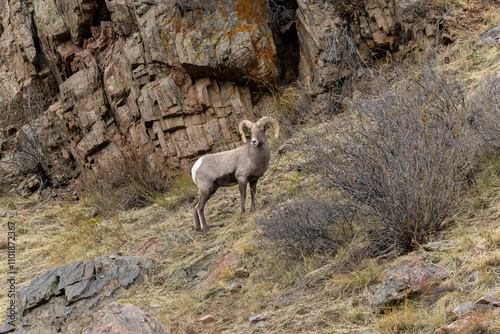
xmin=191 ymin=117 xmax=280 ymax=232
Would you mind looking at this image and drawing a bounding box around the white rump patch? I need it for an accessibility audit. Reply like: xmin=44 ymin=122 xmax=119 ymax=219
xmin=191 ymin=157 xmax=203 ymax=185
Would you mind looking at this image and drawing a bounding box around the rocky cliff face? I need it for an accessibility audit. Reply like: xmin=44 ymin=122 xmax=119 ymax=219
xmin=0 ymin=0 xmax=448 ymax=191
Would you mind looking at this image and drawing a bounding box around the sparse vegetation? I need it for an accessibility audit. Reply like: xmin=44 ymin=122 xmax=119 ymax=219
xmin=308 ymin=70 xmax=478 ymax=256
xmin=2 ymin=2 xmax=500 ymax=334
xmin=257 ymin=197 xmax=353 ymax=257
xmin=0 ymin=80 xmax=51 ymax=188
xmin=77 ymin=147 xmax=171 ymax=214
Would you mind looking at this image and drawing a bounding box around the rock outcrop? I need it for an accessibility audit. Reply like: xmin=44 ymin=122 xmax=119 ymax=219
xmin=0 ymin=256 xmax=155 ymax=334
xmin=296 ymin=0 xmax=400 ymax=93
xmin=0 ymin=0 xmax=278 ymax=190
xmin=0 ymin=0 xmax=460 ymax=190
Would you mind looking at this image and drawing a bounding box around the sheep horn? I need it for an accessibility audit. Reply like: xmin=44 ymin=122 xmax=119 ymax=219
xmin=238 ymin=120 xmax=254 ymax=143
xmin=257 ymin=117 xmax=280 ymax=139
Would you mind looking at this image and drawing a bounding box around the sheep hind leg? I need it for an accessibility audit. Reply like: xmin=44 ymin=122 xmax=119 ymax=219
xmin=193 ymin=198 xmax=201 ymax=231
xmin=249 ymin=180 xmax=257 ymax=212
xmin=196 ymin=186 xmax=218 ymax=232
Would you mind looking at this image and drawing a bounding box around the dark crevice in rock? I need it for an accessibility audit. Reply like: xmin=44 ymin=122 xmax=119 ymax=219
xmin=30 ymin=16 xmax=60 ymax=96
xmin=94 ymin=0 xmax=112 ymax=27
xmin=269 ymin=0 xmax=300 ymax=85
xmin=274 ymin=21 xmax=300 ymax=85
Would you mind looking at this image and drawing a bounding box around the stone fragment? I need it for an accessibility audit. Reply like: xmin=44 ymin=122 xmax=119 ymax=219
xmin=230 ymin=282 xmax=242 ymax=293
xmin=199 ymin=251 xmax=244 ymax=288
xmin=4 ymin=125 xmax=17 ymax=137
xmin=249 ymin=314 xmax=268 ymax=324
xmin=422 ymin=240 xmax=459 ymax=252
xmin=305 ymin=264 xmax=331 ymax=278
xmin=88 ymin=302 xmax=170 ymax=334
xmin=476 ymin=25 xmax=500 ymax=49
xmin=371 ymin=251 xmax=450 ymax=308
xmin=199 ymin=315 xmax=216 ymax=324
xmin=434 ymin=294 xmax=500 ymax=333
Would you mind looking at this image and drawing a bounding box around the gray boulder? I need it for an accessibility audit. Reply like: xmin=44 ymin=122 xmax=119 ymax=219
xmin=0 ymin=256 xmax=155 ymax=334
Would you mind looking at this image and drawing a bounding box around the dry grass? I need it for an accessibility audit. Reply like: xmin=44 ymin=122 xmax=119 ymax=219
xmin=2 ymin=124 xmax=500 ymax=334
xmin=2 ymin=5 xmax=500 ymax=334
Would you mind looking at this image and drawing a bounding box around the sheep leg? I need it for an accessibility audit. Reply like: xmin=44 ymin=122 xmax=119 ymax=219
xmin=196 ymin=186 xmax=218 ymax=232
xmin=238 ymin=180 xmax=248 ymax=214
xmin=249 ymin=180 xmax=257 ymax=212
xmin=193 ymin=199 xmax=201 ymax=230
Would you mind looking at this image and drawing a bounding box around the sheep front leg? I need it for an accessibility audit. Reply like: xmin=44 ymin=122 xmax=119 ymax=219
xmin=238 ymin=180 xmax=248 ymax=214
xmin=249 ymin=180 xmax=257 ymax=212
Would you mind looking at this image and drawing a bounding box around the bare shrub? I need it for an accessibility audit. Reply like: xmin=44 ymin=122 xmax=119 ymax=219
xmin=0 ymin=80 xmax=51 ymax=187
xmin=78 ymin=147 xmax=171 ymax=213
xmin=257 ymin=197 xmax=354 ymax=258
xmin=468 ymin=76 xmax=500 ymax=149
xmin=308 ymin=70 xmax=478 ymax=256
xmin=265 ymin=0 xmax=297 ymax=27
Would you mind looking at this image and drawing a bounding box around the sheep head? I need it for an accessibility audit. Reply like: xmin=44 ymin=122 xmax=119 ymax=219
xmin=239 ymin=117 xmax=280 ymax=146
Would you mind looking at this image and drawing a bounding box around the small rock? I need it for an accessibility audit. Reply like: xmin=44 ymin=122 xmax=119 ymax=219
xmin=475 ymin=294 xmax=500 ymax=307
xmin=422 ymin=240 xmax=459 ymax=252
xmin=204 ymin=287 xmax=225 ymax=299
xmin=230 ymin=282 xmax=242 ymax=293
xmin=464 ymin=271 xmax=480 ymax=283
xmin=7 ymin=210 xmax=17 ymax=218
xmin=450 ymin=303 xmax=475 ymax=318
xmin=199 ymin=315 xmax=216 ymax=324
xmin=26 ymin=175 xmax=40 ymax=191
xmin=196 ymin=270 xmax=208 ymax=278
xmin=436 ymin=295 xmax=500 ymax=333
xmin=472 ymin=244 xmax=488 ymax=255
xmin=88 ymin=302 xmax=170 ymax=333
xmin=217 ymin=291 xmax=225 ymax=297
xmin=198 ymin=251 xmax=243 ymax=288
xmin=305 ymin=264 xmax=330 ymax=278
xmin=475 ymin=25 xmax=500 ymax=49
xmin=249 ymin=314 xmax=267 ymax=324
xmin=234 ymin=266 xmax=250 ymax=278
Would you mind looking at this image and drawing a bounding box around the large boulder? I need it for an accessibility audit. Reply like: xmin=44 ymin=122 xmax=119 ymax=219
xmin=0 ymin=256 xmax=154 ymax=334
xmin=371 ymin=251 xmax=450 ymax=309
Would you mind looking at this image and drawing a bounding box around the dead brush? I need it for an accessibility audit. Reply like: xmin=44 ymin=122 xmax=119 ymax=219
xmin=307 ymin=70 xmax=479 ymax=257
xmin=257 ymin=196 xmax=354 ymax=258
xmin=77 ymin=147 xmax=171 ymax=214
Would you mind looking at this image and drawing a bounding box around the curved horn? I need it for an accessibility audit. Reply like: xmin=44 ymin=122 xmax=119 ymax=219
xmin=238 ymin=120 xmax=254 ymax=143
xmin=257 ymin=117 xmax=280 ymax=139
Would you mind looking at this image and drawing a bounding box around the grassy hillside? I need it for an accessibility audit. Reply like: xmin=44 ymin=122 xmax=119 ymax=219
xmin=1 ymin=2 xmax=500 ymax=334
